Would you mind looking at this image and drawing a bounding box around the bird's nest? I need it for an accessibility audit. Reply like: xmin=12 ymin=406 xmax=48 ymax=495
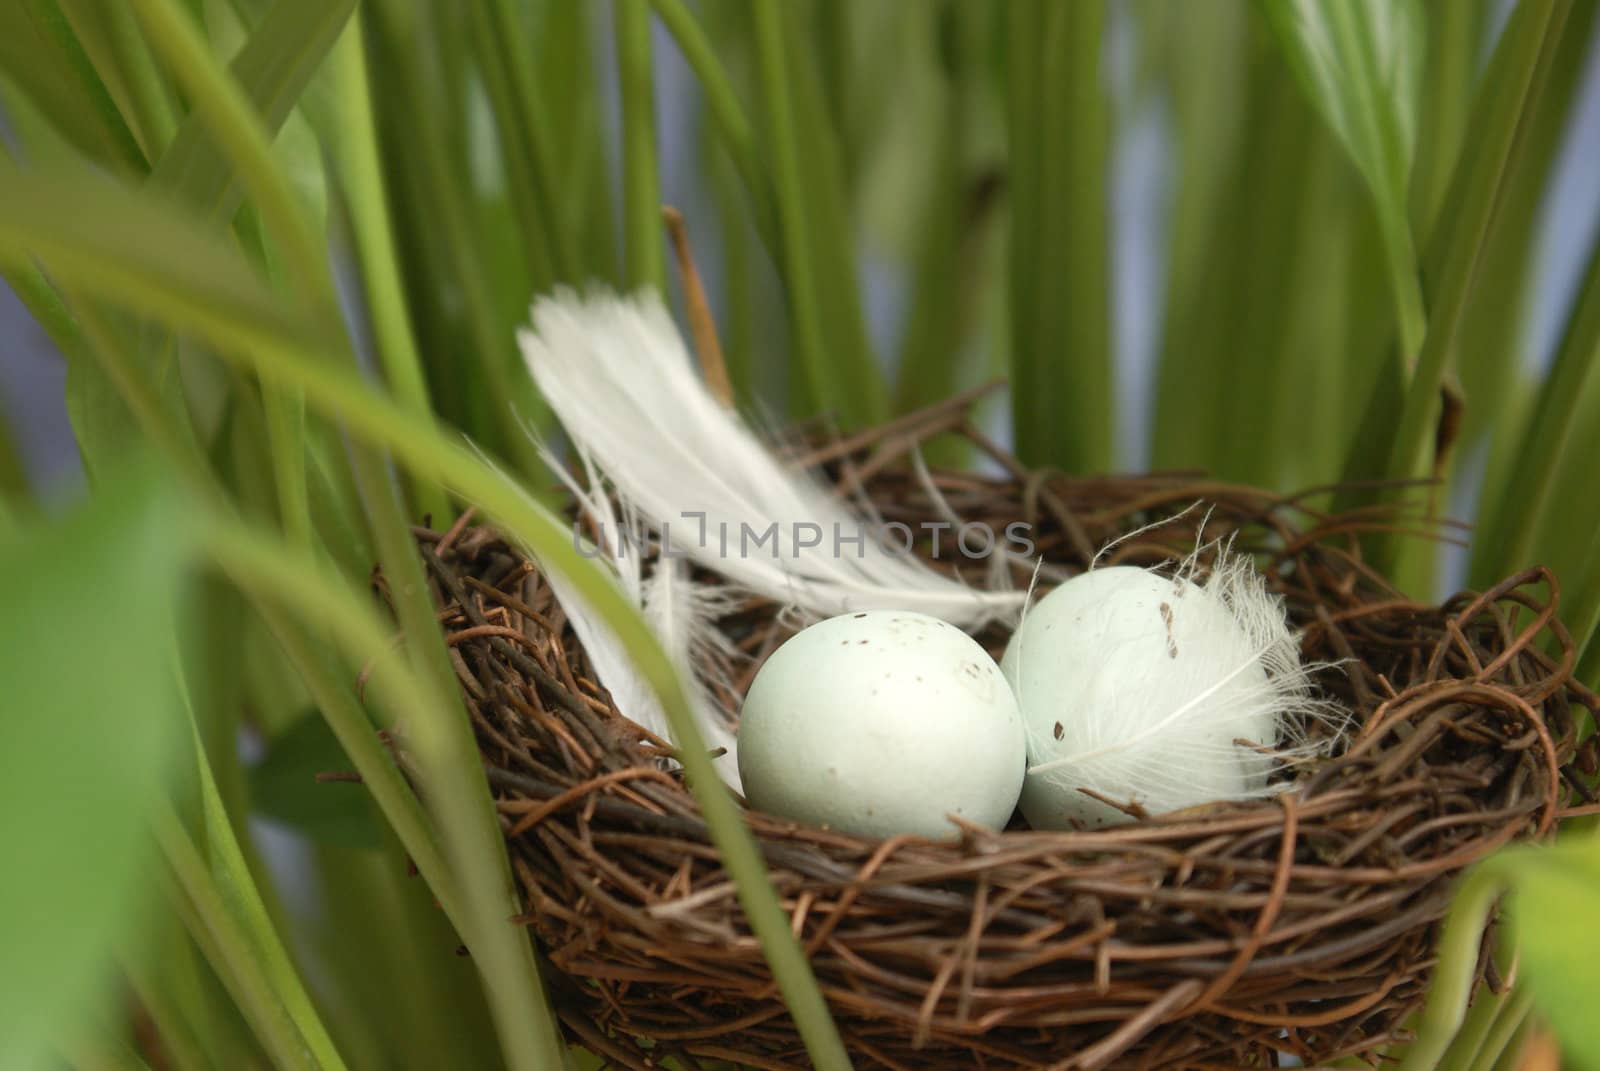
xmin=396 ymin=414 xmax=1596 ymax=1070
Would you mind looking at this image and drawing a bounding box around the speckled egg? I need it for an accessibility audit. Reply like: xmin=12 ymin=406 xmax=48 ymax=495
xmin=737 ymin=610 xmax=1026 ymax=839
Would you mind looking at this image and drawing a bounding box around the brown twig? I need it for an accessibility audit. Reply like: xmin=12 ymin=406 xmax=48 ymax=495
xmin=663 ymin=205 xmax=734 ymax=406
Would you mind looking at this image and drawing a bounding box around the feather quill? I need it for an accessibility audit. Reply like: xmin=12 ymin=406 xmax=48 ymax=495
xmin=517 ymin=289 xmax=1025 ymax=629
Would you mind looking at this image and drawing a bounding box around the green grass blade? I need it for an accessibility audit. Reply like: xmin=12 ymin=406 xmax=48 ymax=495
xmin=707 ymin=135 xmax=759 ymax=400
xmin=893 ymin=2 xmax=988 ymax=433
xmin=363 ymin=0 xmax=542 ymax=472
xmin=1259 ymin=0 xmax=1426 ymax=363
xmin=751 ymin=0 xmax=884 ymax=425
xmin=1501 ymin=842 xmax=1600 ymax=1068
xmin=465 ymin=0 xmax=574 ymax=286
xmin=1146 ymin=0 xmax=1251 ymax=472
xmin=130 ymin=0 xmax=331 ymax=294
xmin=616 ymin=0 xmax=665 ymax=291
xmin=0 ymin=1 xmax=148 ymax=172
xmin=150 ymin=0 xmax=354 ymax=226
xmin=1475 ymin=235 xmax=1600 ymax=582
xmin=1571 ymin=539 xmax=1600 ymax=690
xmin=153 ymin=799 xmax=345 ymax=1071
xmin=166 ymin=704 xmax=350 ymax=1071
xmin=0 ymin=415 xmax=29 ymax=500
xmin=649 ymin=0 xmax=776 ymax=249
xmin=749 ymin=0 xmax=840 ymax=418
xmin=784 ymin=4 xmax=885 ymax=425
xmin=1006 ymin=0 xmax=1113 ymax=471
xmin=1408 ymin=0 xmax=1484 ymax=240
xmin=1382 ymin=0 xmax=1572 ymax=491
xmin=56 ymin=0 xmax=180 ymax=159
xmin=534 ymin=1 xmax=618 ymax=281
xmin=326 ymin=28 xmax=450 ymax=523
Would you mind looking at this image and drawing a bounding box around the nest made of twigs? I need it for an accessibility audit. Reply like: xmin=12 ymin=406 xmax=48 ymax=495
xmin=397 ymin=417 xmax=1596 ymax=1071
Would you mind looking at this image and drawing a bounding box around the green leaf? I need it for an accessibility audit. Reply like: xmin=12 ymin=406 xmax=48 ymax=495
xmin=1259 ymin=0 xmax=1425 ymax=361
xmin=249 ymin=713 xmax=384 ymax=849
xmin=1507 ymin=842 xmax=1600 ymax=1070
xmin=0 ymin=463 xmax=188 ymax=1070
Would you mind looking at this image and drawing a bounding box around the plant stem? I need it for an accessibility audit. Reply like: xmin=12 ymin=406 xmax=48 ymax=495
xmin=1462 ymin=988 xmax=1534 ymax=1071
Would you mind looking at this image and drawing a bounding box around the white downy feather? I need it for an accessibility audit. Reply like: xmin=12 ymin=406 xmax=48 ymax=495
xmin=537 ymin=440 xmax=745 ymax=790
xmin=517 ymin=288 xmax=1026 ymax=630
xmin=1011 ymin=535 xmax=1347 ymax=828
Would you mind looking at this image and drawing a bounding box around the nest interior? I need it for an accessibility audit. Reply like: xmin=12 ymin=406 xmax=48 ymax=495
xmin=398 ymin=421 xmax=1597 ymax=1071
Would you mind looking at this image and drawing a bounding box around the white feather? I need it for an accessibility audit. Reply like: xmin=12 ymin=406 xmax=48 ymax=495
xmin=517 ymin=288 xmax=1025 ymax=629
xmin=536 ymin=439 xmax=745 ymax=790
xmin=1010 ymin=537 xmax=1346 ymax=828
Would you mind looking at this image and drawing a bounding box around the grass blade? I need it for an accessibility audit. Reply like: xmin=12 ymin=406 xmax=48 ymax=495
xmin=56 ymin=0 xmax=179 ymax=159
xmin=1408 ymin=0 xmax=1484 ymax=240
xmin=649 ymin=0 xmax=776 ymax=249
xmin=1474 ymin=233 xmax=1600 ymax=583
xmin=465 ymin=0 xmax=574 ymax=287
xmin=327 ymin=28 xmax=451 ymax=523
xmin=159 ymin=706 xmax=349 ymax=1071
xmin=130 ymin=0 xmax=332 ymax=295
xmin=1260 ymin=0 xmax=1426 ymax=362
xmin=149 ymin=0 xmax=355 ymax=227
xmin=1006 ymin=0 xmax=1113 ymax=470
xmin=153 ymin=799 xmax=345 ymax=1071
xmin=616 ymin=0 xmax=665 ymax=290
xmin=0 ymin=1 xmax=148 ymax=172
xmin=363 ymin=0 xmax=542 ymax=472
xmin=1382 ymin=0 xmax=1572 ymax=491
xmin=751 ymin=0 xmax=884 ymax=425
